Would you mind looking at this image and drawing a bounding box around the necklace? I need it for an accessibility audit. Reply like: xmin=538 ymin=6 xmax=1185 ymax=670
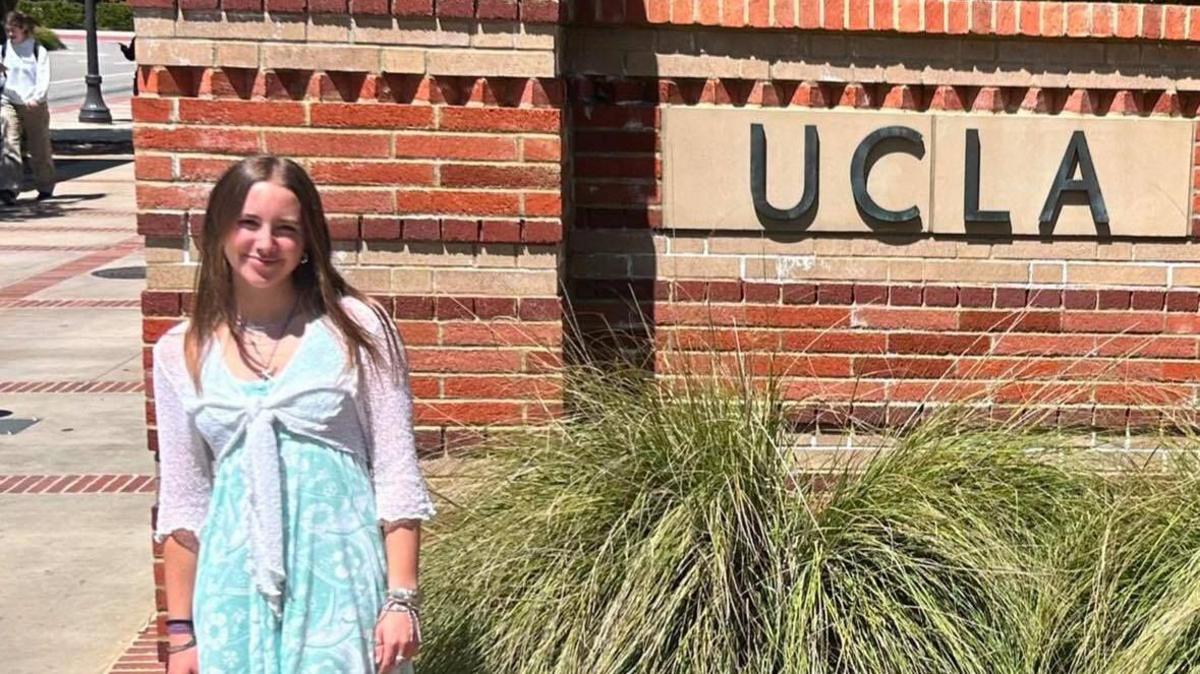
xmin=235 ymin=297 xmax=299 ymax=379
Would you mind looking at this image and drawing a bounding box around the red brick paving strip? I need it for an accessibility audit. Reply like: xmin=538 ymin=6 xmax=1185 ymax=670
xmin=7 ymin=475 xmax=40 ymax=492
xmin=0 ymin=299 xmax=140 ymax=308
xmin=0 ymin=380 xmax=144 ymax=393
xmin=105 ymin=621 xmax=164 ymax=673
xmin=0 ymin=474 xmax=156 ymax=494
xmin=65 ymin=475 xmax=101 ymax=493
xmin=0 ymin=225 xmax=130 ymax=233
xmin=122 ymin=475 xmax=154 ymax=493
xmin=0 ymin=237 xmax=142 ymax=300
xmin=26 ymin=475 xmax=59 ymax=493
xmin=0 ymin=244 xmax=124 ymax=252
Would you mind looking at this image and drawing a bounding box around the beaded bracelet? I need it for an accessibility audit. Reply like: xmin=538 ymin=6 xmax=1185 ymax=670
xmin=165 ymin=619 xmax=195 ymax=636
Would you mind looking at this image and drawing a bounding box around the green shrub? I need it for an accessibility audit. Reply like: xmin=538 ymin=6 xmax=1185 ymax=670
xmin=19 ymin=0 xmax=82 ymax=29
xmin=96 ymin=1 xmax=131 ymax=31
xmin=17 ymin=0 xmax=130 ymax=33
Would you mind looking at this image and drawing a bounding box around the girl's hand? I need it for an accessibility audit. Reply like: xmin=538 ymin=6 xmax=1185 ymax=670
xmin=374 ymin=610 xmax=419 ymax=672
xmin=166 ymin=633 xmax=199 ymax=674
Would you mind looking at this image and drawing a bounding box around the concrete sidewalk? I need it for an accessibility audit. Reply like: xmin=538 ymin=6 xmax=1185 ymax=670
xmin=0 ymin=131 xmax=155 ymax=673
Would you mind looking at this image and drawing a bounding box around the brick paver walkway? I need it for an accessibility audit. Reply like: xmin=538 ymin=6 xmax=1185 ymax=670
xmin=0 ymin=113 xmax=159 ymax=671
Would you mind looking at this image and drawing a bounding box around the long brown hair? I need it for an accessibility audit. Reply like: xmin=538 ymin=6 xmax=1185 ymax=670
xmin=5 ymin=10 xmax=38 ymax=35
xmin=184 ymin=155 xmax=401 ymax=389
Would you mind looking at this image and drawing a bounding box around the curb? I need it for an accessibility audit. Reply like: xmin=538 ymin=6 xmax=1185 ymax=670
xmin=53 ymin=29 xmax=134 ymax=44
xmin=50 ymin=94 xmax=134 ymax=118
xmin=51 ymin=125 xmax=133 ymax=155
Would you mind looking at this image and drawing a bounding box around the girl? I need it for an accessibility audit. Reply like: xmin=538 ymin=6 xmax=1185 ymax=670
xmin=0 ymin=10 xmax=54 ymax=204
xmin=152 ymin=155 xmax=436 ymax=673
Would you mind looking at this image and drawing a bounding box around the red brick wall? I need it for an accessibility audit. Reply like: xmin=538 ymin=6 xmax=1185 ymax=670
xmin=565 ymin=6 xmax=1200 ymax=436
xmin=136 ymin=65 xmax=566 ymax=454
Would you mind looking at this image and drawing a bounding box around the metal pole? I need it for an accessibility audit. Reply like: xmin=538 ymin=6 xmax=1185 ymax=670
xmin=78 ymin=0 xmax=111 ymax=124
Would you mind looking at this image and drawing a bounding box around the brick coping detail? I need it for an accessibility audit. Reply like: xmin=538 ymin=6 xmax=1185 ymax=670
xmin=580 ymin=0 xmax=1200 ymax=44
xmin=129 ymin=0 xmax=562 ymax=23
xmin=130 ymin=0 xmax=1200 ymax=45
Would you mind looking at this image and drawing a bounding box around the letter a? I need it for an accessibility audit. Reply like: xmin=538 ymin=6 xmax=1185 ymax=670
xmin=1039 ymin=130 xmax=1109 ymax=229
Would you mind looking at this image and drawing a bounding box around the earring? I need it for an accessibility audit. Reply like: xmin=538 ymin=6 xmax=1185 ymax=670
xmin=300 ymin=253 xmax=309 ymax=264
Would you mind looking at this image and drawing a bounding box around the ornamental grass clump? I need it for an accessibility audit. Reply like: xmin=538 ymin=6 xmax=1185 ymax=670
xmin=416 ymin=358 xmax=1122 ymax=674
xmin=1031 ymin=447 xmax=1200 ymax=674
xmin=415 ymin=335 xmax=1200 ymax=674
xmin=418 ymin=362 xmax=796 ymax=674
xmin=774 ymin=412 xmax=1100 ymax=674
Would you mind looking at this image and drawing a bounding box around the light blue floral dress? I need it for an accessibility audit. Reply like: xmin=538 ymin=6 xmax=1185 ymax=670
xmin=151 ymin=299 xmax=432 ymax=674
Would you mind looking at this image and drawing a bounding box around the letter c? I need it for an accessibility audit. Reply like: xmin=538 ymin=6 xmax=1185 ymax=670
xmin=850 ymin=126 xmax=926 ymax=225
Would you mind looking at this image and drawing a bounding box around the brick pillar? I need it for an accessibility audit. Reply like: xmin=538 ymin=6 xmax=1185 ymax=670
xmin=133 ymin=0 xmax=566 ymax=661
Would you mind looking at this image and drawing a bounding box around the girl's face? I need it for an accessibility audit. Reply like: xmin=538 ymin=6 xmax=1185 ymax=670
xmin=6 ymin=24 xmax=26 ymax=43
xmin=222 ymin=180 xmax=306 ymax=293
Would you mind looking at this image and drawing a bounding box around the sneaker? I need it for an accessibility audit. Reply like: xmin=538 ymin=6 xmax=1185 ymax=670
xmin=36 ymin=191 xmax=52 ymax=201
xmin=0 ymin=190 xmax=16 ymax=206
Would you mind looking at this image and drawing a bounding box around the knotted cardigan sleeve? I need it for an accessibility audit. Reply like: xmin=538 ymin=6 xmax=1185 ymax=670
xmin=346 ymin=297 xmax=437 ymax=525
xmin=152 ymin=326 xmax=214 ymax=542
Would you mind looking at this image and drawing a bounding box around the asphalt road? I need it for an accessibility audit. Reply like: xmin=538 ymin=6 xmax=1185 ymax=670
xmin=47 ymin=36 xmax=136 ymax=114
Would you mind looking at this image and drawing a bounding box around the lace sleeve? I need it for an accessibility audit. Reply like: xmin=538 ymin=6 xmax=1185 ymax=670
xmin=152 ymin=332 xmax=213 ymax=543
xmin=352 ymin=299 xmax=437 ymax=525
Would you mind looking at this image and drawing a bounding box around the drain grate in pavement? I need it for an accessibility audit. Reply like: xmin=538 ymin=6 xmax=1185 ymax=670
xmin=91 ymin=265 xmax=145 ymax=280
xmin=0 ymin=417 xmax=37 ymax=434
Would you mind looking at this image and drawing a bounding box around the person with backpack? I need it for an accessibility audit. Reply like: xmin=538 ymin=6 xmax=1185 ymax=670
xmin=0 ymin=10 xmax=54 ymax=205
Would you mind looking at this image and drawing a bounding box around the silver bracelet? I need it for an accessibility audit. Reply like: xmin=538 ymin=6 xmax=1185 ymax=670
xmin=386 ymin=586 xmax=421 ymax=609
xmin=166 ymin=635 xmax=197 ymax=654
xmin=382 ymin=599 xmax=420 ymax=615
xmin=379 ymin=600 xmax=423 ymax=644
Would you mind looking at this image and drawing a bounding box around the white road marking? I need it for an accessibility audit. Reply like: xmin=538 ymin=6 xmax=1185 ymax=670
xmin=49 ymin=69 xmax=136 ymax=87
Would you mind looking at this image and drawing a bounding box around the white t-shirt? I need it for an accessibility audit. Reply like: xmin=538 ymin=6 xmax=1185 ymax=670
xmin=1 ymin=38 xmax=49 ymax=106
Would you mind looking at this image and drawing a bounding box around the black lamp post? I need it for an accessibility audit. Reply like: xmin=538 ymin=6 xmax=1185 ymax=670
xmin=78 ymin=0 xmax=111 ymax=124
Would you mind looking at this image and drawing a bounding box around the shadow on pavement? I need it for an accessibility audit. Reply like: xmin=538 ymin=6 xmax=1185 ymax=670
xmin=54 ymin=157 xmax=132 ymax=181
xmin=0 ymin=192 xmax=107 ymax=221
xmin=0 ymin=156 xmax=133 ymax=218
